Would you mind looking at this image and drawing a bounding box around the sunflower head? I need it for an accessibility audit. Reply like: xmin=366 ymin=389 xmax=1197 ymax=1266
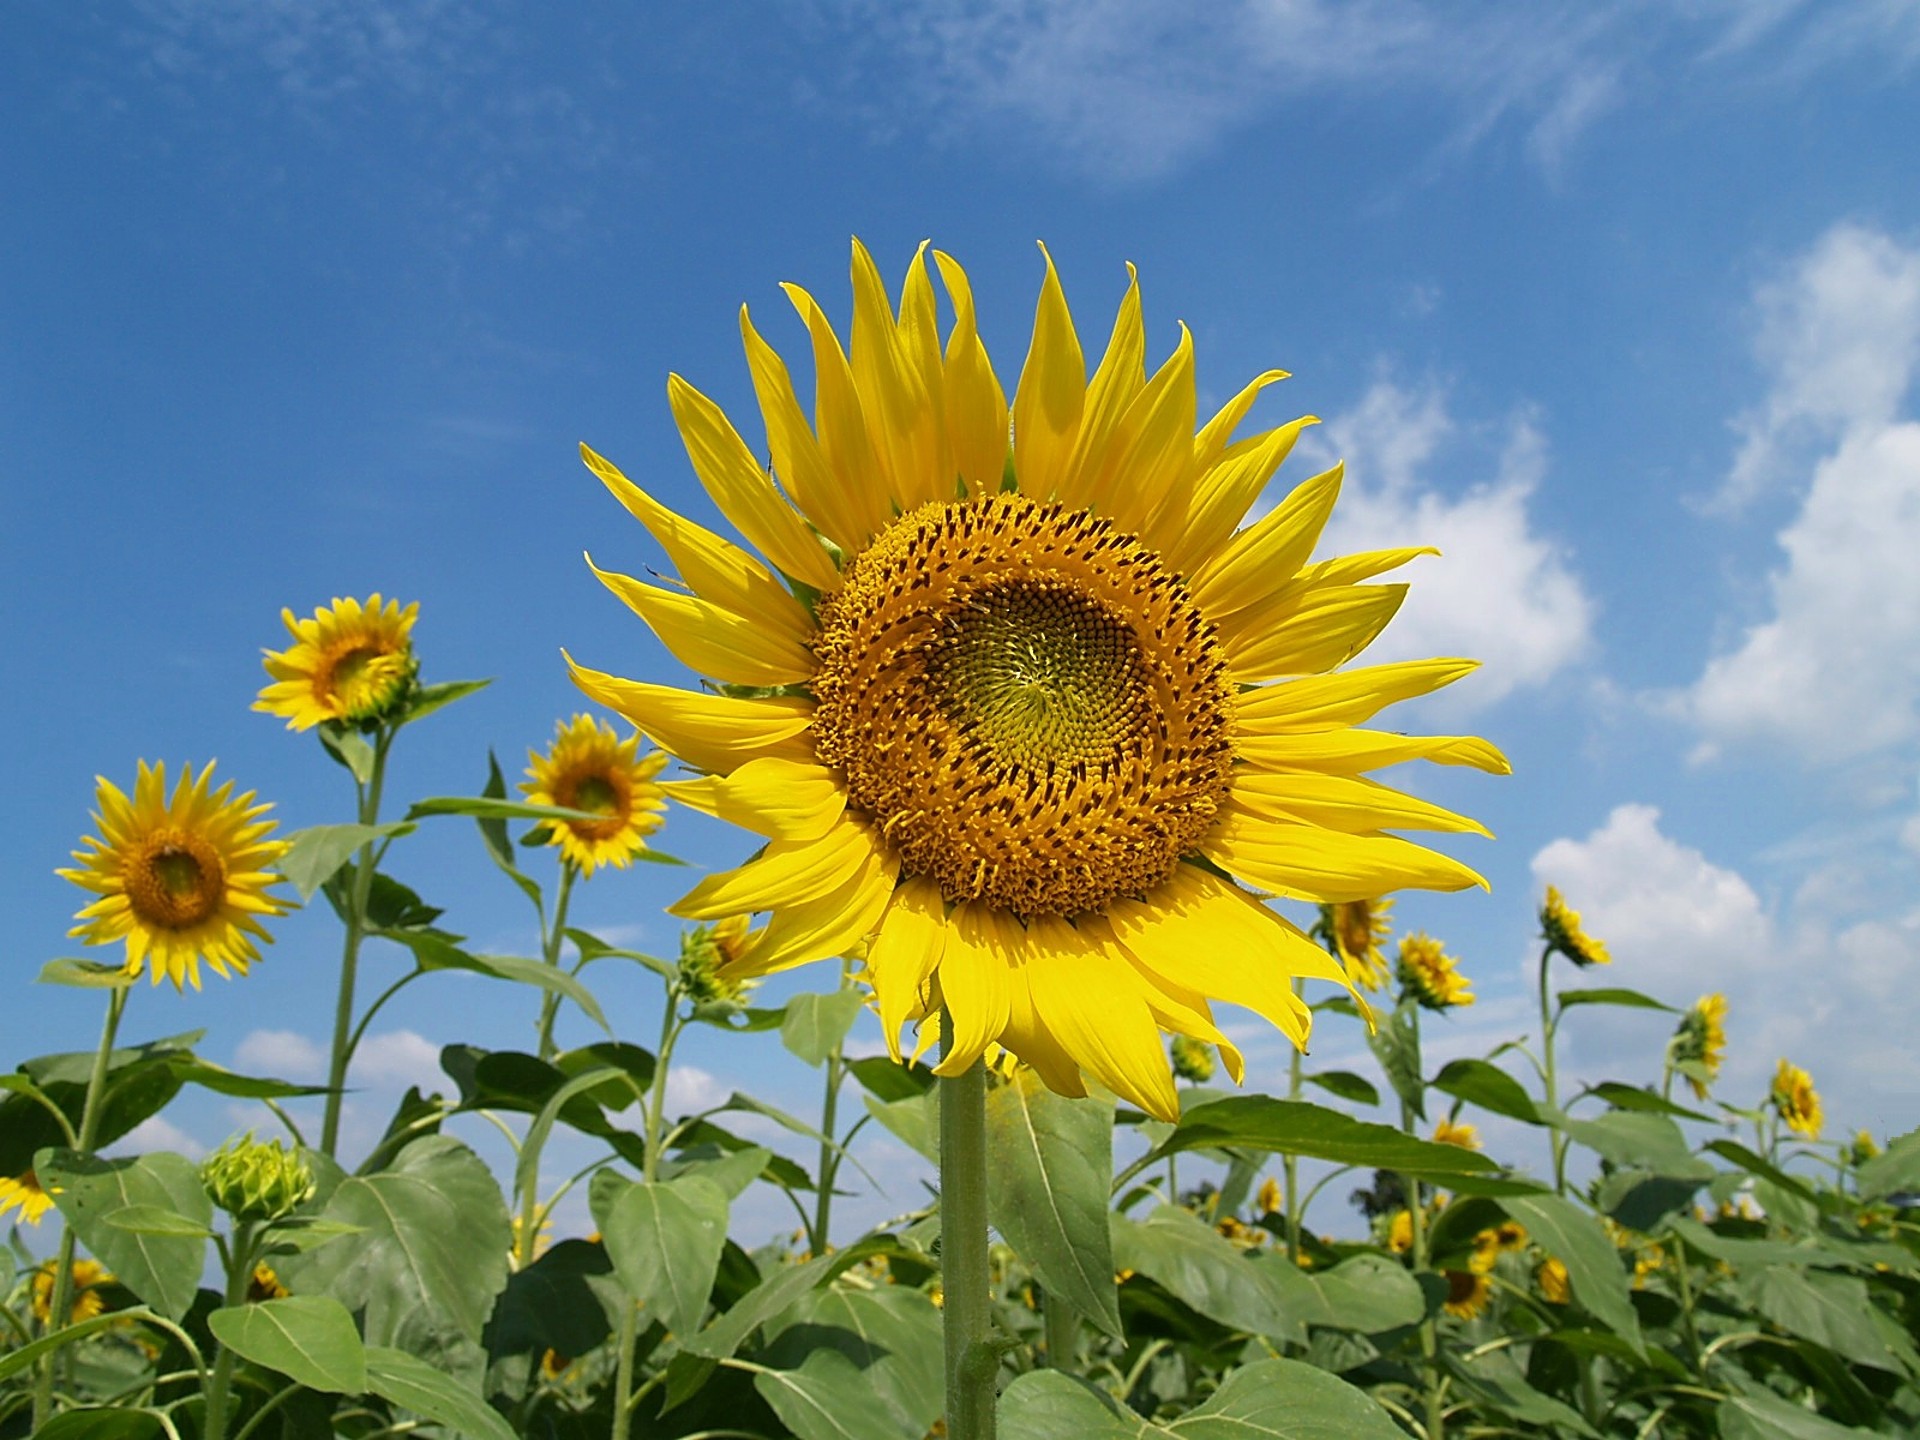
xmin=1385 ymin=1207 xmax=1415 ymax=1255
xmin=680 ymin=916 xmax=756 ymax=1006
xmin=58 ymin=761 xmax=293 ymax=991
xmin=1848 ymin=1130 xmax=1881 ymax=1166
xmin=201 ymin=1133 xmax=315 ymax=1223
xmin=33 ymin=1258 xmax=113 ymax=1325
xmin=1432 ymin=1116 xmax=1481 ymax=1151
xmin=248 ymin=1262 xmax=290 ymax=1303
xmin=572 ymin=240 xmax=1504 ymax=1121
xmin=1540 ymin=885 xmax=1610 ymax=968
xmin=1669 ymin=992 xmax=1728 ymax=1099
xmin=1321 ymin=898 xmax=1394 ymax=993
xmin=1443 ymin=1267 xmax=1492 ymax=1320
xmin=1538 ymin=1256 xmax=1571 ymax=1305
xmin=0 ymin=1171 xmax=54 ymax=1227
xmin=1398 ymin=933 xmax=1474 ymax=1011
xmin=1169 ymin=1033 xmax=1216 ymax=1084
xmin=1770 ymin=1058 xmax=1823 ymax=1138
xmin=521 ymin=714 xmax=669 ymax=876
xmin=1255 ymin=1175 xmax=1283 ymax=1217
xmin=256 ymin=595 xmax=419 ymax=732
xmin=1493 ymin=1219 xmax=1528 ymax=1253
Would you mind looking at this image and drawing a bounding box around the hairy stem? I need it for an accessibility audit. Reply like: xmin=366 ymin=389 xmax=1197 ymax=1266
xmin=321 ymin=727 xmax=393 ymax=1158
xmin=939 ymin=1024 xmax=997 ymax=1440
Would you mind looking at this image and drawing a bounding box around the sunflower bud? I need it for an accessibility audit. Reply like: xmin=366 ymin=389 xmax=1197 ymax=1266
xmin=201 ymin=1134 xmax=314 ymax=1223
xmin=679 ymin=917 xmax=753 ymax=1006
xmin=1169 ymin=1034 xmax=1215 ymax=1083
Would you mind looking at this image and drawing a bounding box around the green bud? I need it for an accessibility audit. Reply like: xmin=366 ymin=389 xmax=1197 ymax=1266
xmin=201 ymin=1133 xmax=315 ymax=1223
xmin=679 ymin=919 xmax=751 ymax=1006
xmin=1169 ymin=1034 xmax=1215 ymax=1084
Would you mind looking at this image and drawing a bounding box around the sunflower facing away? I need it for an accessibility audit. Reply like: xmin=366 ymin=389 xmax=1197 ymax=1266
xmin=255 ymin=594 xmax=419 ymax=731
xmin=59 ymin=762 xmax=292 ymax=990
xmin=1671 ymin=992 xmax=1728 ymax=1099
xmin=1771 ymin=1058 xmax=1823 ymax=1139
xmin=0 ymin=1170 xmax=53 ymax=1226
xmin=1324 ymin=897 xmax=1394 ymax=992
xmin=568 ymin=242 xmax=1505 ymax=1121
xmin=34 ymin=1258 xmax=113 ymax=1325
xmin=1399 ymin=932 xmax=1474 ymax=1011
xmin=522 ymin=714 xmax=670 ymax=875
xmin=1540 ymin=884 xmax=1610 ymax=968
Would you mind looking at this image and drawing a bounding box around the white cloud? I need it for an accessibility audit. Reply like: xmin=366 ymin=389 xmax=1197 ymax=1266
xmin=234 ymin=1028 xmax=327 ymax=1082
xmin=107 ymin=1114 xmax=208 ymax=1160
xmin=665 ymin=1064 xmax=727 ymax=1115
xmin=353 ymin=1030 xmax=448 ymax=1094
xmin=1305 ymin=380 xmax=1593 ymax=709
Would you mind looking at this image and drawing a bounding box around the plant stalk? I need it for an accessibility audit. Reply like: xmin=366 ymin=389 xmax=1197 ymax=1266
xmin=1537 ymin=944 xmax=1566 ymax=1194
xmin=533 ymin=861 xmax=578 ymax=1064
xmin=321 ymin=727 xmax=393 ymax=1158
xmin=939 ymin=1022 xmax=997 ymax=1440
xmin=202 ymin=1220 xmax=259 ymax=1440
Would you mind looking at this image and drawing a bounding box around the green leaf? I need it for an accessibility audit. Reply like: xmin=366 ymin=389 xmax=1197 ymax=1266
xmin=596 ymin=1173 xmax=730 ymax=1334
xmin=780 ymin=988 xmax=870 ymax=1067
xmin=1111 ymin=1206 xmax=1302 ymax=1344
xmin=1556 ymin=1110 xmax=1715 ymax=1179
xmin=566 ymin=927 xmax=677 ymax=979
xmin=1584 ymin=1081 xmax=1715 ymax=1123
xmin=167 ymin=1057 xmax=330 ymax=1099
xmin=363 ymin=1344 xmax=519 ymax=1440
xmin=281 ymin=1135 xmax=510 ymax=1364
xmin=1303 ymin=1070 xmax=1380 ymax=1106
xmin=863 ymin=1090 xmax=939 ymax=1164
xmin=0 ymin=1307 xmax=152 ymax=1382
xmin=406 ymin=794 xmax=608 ymax=825
xmin=1445 ymin=1347 xmax=1599 ymax=1437
xmin=1303 ymin=1253 xmax=1428 ymax=1334
xmin=102 ymin=1204 xmax=215 ymax=1239
xmin=1855 ymin=1127 xmax=1920 ymax=1202
xmin=399 ymin=676 xmax=492 ymax=726
xmin=1165 ymin=1357 xmax=1411 ymax=1438
xmin=278 ymin=822 xmax=415 ymax=900
xmin=317 ymin=723 xmax=377 ymax=784
xmin=1705 ymin=1140 xmax=1822 ymax=1205
xmin=36 ymin=958 xmax=136 ymax=989
xmin=1739 ymin=1266 xmax=1918 ymax=1375
xmin=684 ymin=1250 xmax=840 ymax=1360
xmin=1430 ymin=1058 xmax=1541 ymax=1124
xmin=1717 ymin=1389 xmax=1886 ymax=1440
xmin=1367 ymin=997 xmax=1424 ymax=1121
xmin=660 ymin=1144 xmax=771 ymax=1200
xmin=208 ymin=1295 xmax=368 ymax=1394
xmin=390 ymin=936 xmax=611 ymax=1035
xmin=511 ymin=1065 xmax=637 ymax=1204
xmin=1151 ymin=1097 xmax=1510 ymax=1179
xmin=750 ymin=1349 xmax=905 ymax=1440
xmin=360 ymin=871 xmax=443 ymax=930
xmin=987 ymin=1069 xmax=1123 ymax=1339
xmin=846 ymin=1054 xmax=935 ymax=1102
xmin=764 ymin=1285 xmax=944 ymax=1437
xmin=1498 ymin=1194 xmax=1643 ymax=1355
xmin=32 ymin=1411 xmax=166 ymax=1439
xmin=1558 ymin=986 xmax=1675 ymax=1012
xmin=37 ymin=1149 xmax=211 ymax=1320
xmin=1002 ymin=1370 xmax=1163 ymax=1439
xmin=484 ymin=1238 xmax=615 ymax=1362
xmin=1668 ymin=1218 xmax=1859 ymax=1272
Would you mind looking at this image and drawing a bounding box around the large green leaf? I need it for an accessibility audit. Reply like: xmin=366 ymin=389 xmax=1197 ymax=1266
xmin=1556 ymin=1110 xmax=1714 ymax=1179
xmin=37 ymin=1149 xmax=210 ymax=1320
xmin=1304 ymin=1070 xmax=1380 ymax=1106
xmin=1165 ymin=1357 xmax=1410 ymax=1439
xmin=1430 ymin=1058 xmax=1541 ymax=1124
xmin=33 ymin=1411 xmax=166 ymax=1439
xmin=685 ymin=1251 xmax=839 ymax=1360
xmin=1739 ymin=1266 xmax=1918 ymax=1375
xmin=596 ymin=1173 xmax=730 ymax=1334
xmin=1584 ymin=1081 xmax=1715 ymax=1123
xmin=1717 ymin=1390 xmax=1885 ymax=1440
xmin=780 ymin=989 xmax=870 ymax=1067
xmin=864 ymin=1090 xmax=939 ymax=1164
xmin=208 ymin=1295 xmax=367 ymax=1394
xmin=1498 ymin=1194 xmax=1643 ymax=1355
xmin=987 ymin=1069 xmax=1122 ymax=1338
xmin=282 ymin=1135 xmax=509 ymax=1366
xmin=765 ymin=1285 xmax=944 ymax=1436
xmin=1446 ymin=1347 xmax=1598 ymax=1437
xmin=278 ymin=822 xmax=415 ymax=900
xmin=363 ymin=1344 xmax=519 ymax=1440
xmin=1856 ymin=1127 xmax=1920 ymax=1202
xmin=749 ymin=1349 xmax=905 ymax=1440
xmin=1001 ymin=1370 xmax=1164 ymax=1439
xmin=1151 ymin=1097 xmax=1510 ymax=1180
xmin=1112 ymin=1206 xmax=1303 ymax=1344
xmin=484 ymin=1238 xmax=616 ymax=1362
xmin=1301 ymin=1253 xmax=1428 ymax=1333
xmin=36 ymin=958 xmax=137 ymax=990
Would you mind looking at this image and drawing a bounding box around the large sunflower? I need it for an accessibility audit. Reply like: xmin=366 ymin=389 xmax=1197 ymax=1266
xmin=521 ymin=714 xmax=670 ymax=875
xmin=58 ymin=761 xmax=292 ymax=990
xmin=569 ymin=242 xmax=1505 ymax=1121
xmin=255 ymin=594 xmax=419 ymax=731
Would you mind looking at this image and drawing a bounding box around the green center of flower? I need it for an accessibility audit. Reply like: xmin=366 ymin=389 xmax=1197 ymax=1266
xmin=571 ymin=776 xmax=620 ymax=816
xmin=127 ymin=829 xmax=225 ymax=929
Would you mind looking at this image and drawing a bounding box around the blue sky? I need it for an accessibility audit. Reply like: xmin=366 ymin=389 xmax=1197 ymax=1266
xmin=5 ymin=1 xmax=1919 ymax=1242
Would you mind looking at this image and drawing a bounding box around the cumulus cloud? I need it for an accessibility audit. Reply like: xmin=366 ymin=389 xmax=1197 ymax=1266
xmin=108 ymin=1114 xmax=208 ymax=1160
xmin=234 ymin=1028 xmax=328 ymax=1081
xmin=353 ymin=1030 xmax=449 ymax=1093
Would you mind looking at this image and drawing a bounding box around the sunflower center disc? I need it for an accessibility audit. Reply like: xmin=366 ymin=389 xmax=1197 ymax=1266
xmin=557 ymin=769 xmax=630 ymax=840
xmin=127 ymin=828 xmax=225 ymax=929
xmin=811 ymin=493 xmax=1236 ymax=917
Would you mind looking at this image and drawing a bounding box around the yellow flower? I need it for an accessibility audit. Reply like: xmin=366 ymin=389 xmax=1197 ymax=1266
xmin=680 ymin=916 xmax=757 ymax=1005
xmin=255 ymin=595 xmax=419 ymax=731
xmin=1216 ymin=1215 xmax=1266 ymax=1249
xmin=1323 ymin=898 xmax=1393 ymax=992
xmin=33 ymin=1258 xmax=113 ymax=1325
xmin=1398 ymin=933 xmax=1474 ymax=1011
xmin=1538 ymin=1256 xmax=1570 ymax=1305
xmin=1849 ymin=1130 xmax=1881 ymax=1166
xmin=248 ymin=1263 xmax=290 ymax=1302
xmin=569 ymin=242 xmax=1502 ymax=1122
xmin=1539 ymin=885 xmax=1610 ymax=967
xmin=1432 ymin=1116 xmax=1481 ymax=1151
xmin=1255 ymin=1175 xmax=1283 ymax=1216
xmin=1671 ymin=992 xmax=1728 ymax=1099
xmin=521 ymin=714 xmax=670 ymax=876
xmin=0 ymin=1170 xmax=54 ymax=1226
xmin=1770 ymin=1059 xmax=1823 ymax=1139
xmin=1493 ymin=1220 xmax=1527 ymax=1253
xmin=58 ymin=762 xmax=292 ymax=991
xmin=1442 ymin=1268 xmax=1491 ymax=1320
xmin=1386 ymin=1208 xmax=1415 ymax=1254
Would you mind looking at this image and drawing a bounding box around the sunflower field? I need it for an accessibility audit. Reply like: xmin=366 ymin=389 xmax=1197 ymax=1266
xmin=6 ymin=246 xmax=1917 ymax=1440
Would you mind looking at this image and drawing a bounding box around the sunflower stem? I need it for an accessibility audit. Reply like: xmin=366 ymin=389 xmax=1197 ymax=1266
xmin=1401 ymin=1088 xmax=1443 ymax=1440
xmin=31 ymin=985 xmax=127 ymax=1432
xmin=533 ymin=861 xmax=578 ymax=1064
xmin=321 ymin=725 xmax=394 ymax=1159
xmin=201 ymin=1219 xmax=258 ymax=1440
xmin=1536 ymin=943 xmax=1566 ymax=1195
xmin=809 ymin=959 xmax=853 ymax=1255
xmin=939 ymin=1027 xmax=997 ymax=1440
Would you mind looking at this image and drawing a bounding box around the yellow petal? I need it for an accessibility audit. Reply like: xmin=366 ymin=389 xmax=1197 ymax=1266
xmin=1164 ymin=415 xmax=1316 ymax=577
xmin=1053 ymin=262 xmax=1144 ymax=512
xmin=580 ymin=443 xmax=813 ymax=642
xmin=1232 ymin=771 xmax=1493 ymax=836
xmin=1206 ymin=800 xmax=1489 ymax=902
xmin=1010 ymin=242 xmax=1084 ymax=499
xmin=1235 ymin=727 xmax=1512 ymax=776
xmin=865 ymin=875 xmax=948 ymax=1061
xmin=1193 ymin=369 xmax=1289 ymax=474
xmin=741 ymin=304 xmax=870 ymax=552
xmin=931 ymin=903 xmax=1013 ymax=1077
xmin=850 ymin=239 xmax=943 ymax=510
xmin=1224 ymin=584 xmax=1408 ymax=683
xmin=566 ymin=653 xmax=815 ymax=774
xmin=669 ymin=815 xmax=882 ymax=920
xmin=666 ymin=374 xmax=842 ymax=592
xmin=1109 ymin=324 xmax=1199 ymax=551
xmin=587 ymin=557 xmax=816 ymax=687
xmin=934 ymin=250 xmax=1010 ymax=497
xmin=1023 ymin=914 xmax=1179 ymax=1121
xmin=660 ymin=757 xmax=846 ymax=841
xmin=1234 ymin=659 xmax=1482 ymax=734
xmin=997 ymin=978 xmax=1089 ymax=1100
xmin=782 ymin=281 xmax=895 ymax=542
xmin=724 ymin=838 xmax=898 ymax=978
xmin=1191 ymin=463 xmax=1343 ymax=619
xmin=1082 ymin=919 xmax=1246 ymax=1085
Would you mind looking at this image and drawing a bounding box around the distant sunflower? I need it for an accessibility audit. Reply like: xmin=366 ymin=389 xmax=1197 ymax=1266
xmin=1398 ymin=933 xmax=1474 ymax=1011
xmin=59 ymin=762 xmax=292 ymax=990
xmin=255 ymin=594 xmax=418 ymax=731
xmin=521 ymin=715 xmax=669 ymax=876
xmin=0 ymin=1170 xmax=53 ymax=1226
xmin=1324 ymin=898 xmax=1394 ymax=992
xmin=1771 ymin=1059 xmax=1823 ymax=1139
xmin=34 ymin=1258 xmax=112 ymax=1325
xmin=1540 ymin=885 xmax=1609 ymax=968
xmin=1538 ymin=1256 xmax=1570 ymax=1305
xmin=1493 ymin=1219 xmax=1527 ymax=1253
xmin=570 ymin=241 xmax=1503 ymax=1121
xmin=1432 ymin=1116 xmax=1481 ymax=1150
xmin=1671 ymin=992 xmax=1728 ymax=1099
xmin=1443 ymin=1267 xmax=1492 ymax=1320
xmin=248 ymin=1263 xmax=290 ymax=1302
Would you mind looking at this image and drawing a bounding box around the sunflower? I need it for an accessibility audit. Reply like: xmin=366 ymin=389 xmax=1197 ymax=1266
xmin=1170 ymin=1033 xmax=1216 ymax=1083
xmin=1671 ymin=992 xmax=1728 ymax=1099
xmin=1255 ymin=1176 xmax=1283 ymax=1216
xmin=521 ymin=714 xmax=669 ymax=876
xmin=1538 ymin=1256 xmax=1570 ymax=1305
xmin=1442 ymin=1267 xmax=1492 ymax=1320
xmin=568 ymin=242 xmax=1503 ymax=1121
xmin=1398 ymin=932 xmax=1473 ymax=1011
xmin=1770 ymin=1058 xmax=1823 ymax=1139
xmin=1386 ymin=1208 xmax=1416 ymax=1255
xmin=248 ymin=1263 xmax=290 ymax=1302
xmin=1492 ymin=1219 xmax=1527 ymax=1253
xmin=58 ymin=762 xmax=292 ymax=990
xmin=33 ymin=1258 xmax=112 ymax=1325
xmin=255 ymin=594 xmax=418 ymax=731
xmin=1539 ymin=885 xmax=1609 ymax=968
xmin=0 ymin=1170 xmax=53 ymax=1226
xmin=1323 ymin=898 xmax=1394 ymax=992
xmin=1432 ymin=1115 xmax=1481 ymax=1150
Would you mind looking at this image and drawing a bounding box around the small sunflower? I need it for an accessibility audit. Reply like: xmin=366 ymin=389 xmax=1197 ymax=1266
xmin=1398 ymin=932 xmax=1473 ymax=1011
xmin=0 ymin=1170 xmax=54 ymax=1226
xmin=521 ymin=715 xmax=669 ymax=876
xmin=1670 ymin=992 xmax=1728 ymax=1099
xmin=33 ymin=1258 xmax=113 ymax=1325
xmin=1432 ymin=1116 xmax=1481 ymax=1150
xmin=1170 ymin=1033 xmax=1216 ymax=1083
xmin=248 ymin=1263 xmax=290 ymax=1302
xmin=1442 ymin=1267 xmax=1492 ymax=1320
xmin=570 ymin=242 xmax=1504 ymax=1122
xmin=59 ymin=762 xmax=292 ymax=991
xmin=256 ymin=595 xmax=419 ymax=731
xmin=680 ymin=916 xmax=755 ymax=1005
xmin=1538 ymin=1256 xmax=1570 ymax=1305
xmin=1539 ymin=885 xmax=1609 ymax=968
xmin=1492 ymin=1219 xmax=1527 ymax=1253
xmin=1770 ymin=1059 xmax=1823 ymax=1139
xmin=1255 ymin=1175 xmax=1283 ymax=1216
xmin=1322 ymin=898 xmax=1394 ymax=992
xmin=1386 ymin=1208 xmax=1415 ymax=1255
xmin=1849 ymin=1130 xmax=1881 ymax=1166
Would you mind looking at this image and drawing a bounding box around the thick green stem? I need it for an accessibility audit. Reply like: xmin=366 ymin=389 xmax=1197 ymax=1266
xmin=610 ymin=1299 xmax=641 ymax=1440
xmin=1537 ymin=944 xmax=1566 ymax=1194
xmin=939 ymin=1034 xmax=997 ymax=1440
xmin=810 ymin=961 xmax=853 ymax=1254
xmin=533 ymin=862 xmax=578 ymax=1064
xmin=31 ymin=986 xmax=127 ymax=1431
xmin=321 ymin=729 xmax=393 ymax=1158
xmin=643 ymin=998 xmax=682 ymax=1185
xmin=1285 ymin=976 xmax=1306 ymax=1265
xmin=202 ymin=1221 xmax=259 ymax=1440
xmin=1400 ymin=1000 xmax=1442 ymax=1440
